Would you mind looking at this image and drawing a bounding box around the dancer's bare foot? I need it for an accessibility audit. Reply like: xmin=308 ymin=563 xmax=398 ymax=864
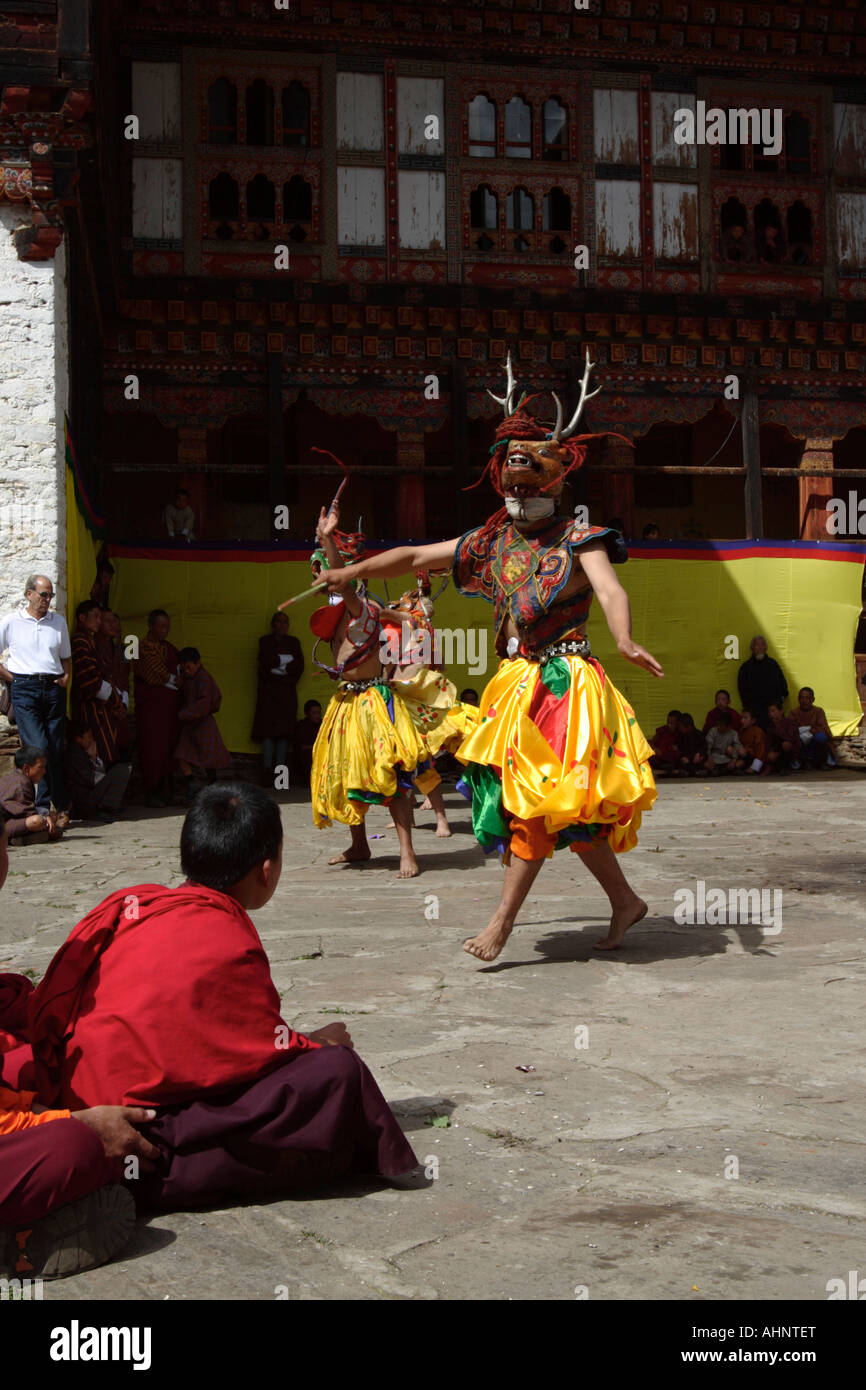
xmin=463 ymin=914 xmax=514 ymax=962
xmin=419 ymin=797 xmax=433 ymax=811
xmin=398 ymin=850 xmax=420 ymax=878
xmin=328 ymin=846 xmax=372 ymax=866
xmin=594 ymin=897 xmax=648 ymax=951
xmin=434 ymin=815 xmax=452 ymax=838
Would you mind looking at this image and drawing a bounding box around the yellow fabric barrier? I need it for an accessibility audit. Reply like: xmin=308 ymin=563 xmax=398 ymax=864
xmin=106 ymin=544 xmax=864 ymax=752
xmin=64 ymin=463 xmax=100 ymax=617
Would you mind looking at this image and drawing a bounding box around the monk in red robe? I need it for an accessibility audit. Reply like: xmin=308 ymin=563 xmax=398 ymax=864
xmin=0 ymin=823 xmax=158 ymax=1279
xmin=18 ymin=784 xmax=417 ymax=1210
xmin=133 ymin=608 xmax=181 ymax=807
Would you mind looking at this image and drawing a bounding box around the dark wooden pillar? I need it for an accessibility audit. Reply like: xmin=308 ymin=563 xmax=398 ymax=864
xmin=451 ymin=364 xmax=470 ymax=534
xmin=267 ymin=350 xmax=286 ymax=539
xmin=798 ymin=437 xmax=834 ymax=540
xmin=741 ymin=376 xmax=763 ymax=539
xmin=396 ymin=431 xmax=426 ymax=538
xmin=601 ymin=436 xmax=635 ymax=538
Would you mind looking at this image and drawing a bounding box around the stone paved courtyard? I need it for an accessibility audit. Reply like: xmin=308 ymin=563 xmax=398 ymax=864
xmin=2 ymin=771 xmax=865 ymax=1302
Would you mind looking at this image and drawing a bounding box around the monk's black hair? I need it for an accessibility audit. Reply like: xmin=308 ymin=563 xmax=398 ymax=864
xmin=15 ymin=745 xmax=46 ymax=769
xmin=178 ymin=646 xmax=200 ymax=664
xmin=180 ymin=782 xmax=282 ymax=893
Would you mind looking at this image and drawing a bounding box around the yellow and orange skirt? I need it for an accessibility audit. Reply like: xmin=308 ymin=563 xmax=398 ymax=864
xmin=311 ymin=680 xmax=438 ymax=828
xmin=455 ymin=652 xmax=656 ymax=859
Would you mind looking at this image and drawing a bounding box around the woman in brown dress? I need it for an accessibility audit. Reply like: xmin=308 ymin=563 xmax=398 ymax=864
xmin=251 ymin=612 xmax=304 ymax=781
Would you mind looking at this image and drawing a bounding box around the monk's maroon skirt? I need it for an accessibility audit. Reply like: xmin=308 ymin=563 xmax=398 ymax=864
xmin=135 ymin=1045 xmax=417 ymax=1210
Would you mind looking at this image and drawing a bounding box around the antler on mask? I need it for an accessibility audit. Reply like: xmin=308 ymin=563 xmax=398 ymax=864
xmin=549 ymin=350 xmax=602 ymax=442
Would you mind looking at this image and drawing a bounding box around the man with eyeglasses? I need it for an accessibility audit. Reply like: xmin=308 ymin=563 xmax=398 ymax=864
xmin=0 ymin=576 xmax=72 ymax=823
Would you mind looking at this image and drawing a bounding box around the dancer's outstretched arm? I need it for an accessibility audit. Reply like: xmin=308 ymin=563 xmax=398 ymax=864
xmin=322 ymin=537 xmax=459 ymax=593
xmin=580 ymin=543 xmax=665 ymax=678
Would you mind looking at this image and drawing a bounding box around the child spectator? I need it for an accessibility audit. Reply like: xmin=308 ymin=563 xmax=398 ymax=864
xmin=0 ymin=747 xmax=62 ymax=845
xmin=294 ymin=698 xmax=323 ymax=784
xmin=793 ymin=687 xmax=837 ymax=770
xmin=737 ymin=709 xmax=766 ymax=774
xmin=174 ymin=647 xmax=231 ymax=800
xmin=676 ymin=713 xmax=706 ymax=776
xmin=64 ymin=721 xmax=132 ymax=823
xmin=650 ymin=709 xmax=682 ymax=774
xmin=763 ymin=701 xmax=801 ymax=774
xmin=164 ymin=488 xmax=196 ymax=541
xmin=702 ymin=689 xmax=742 ymax=734
xmin=460 ymin=688 xmax=479 ymax=706
xmin=705 ymin=710 xmax=742 ymax=774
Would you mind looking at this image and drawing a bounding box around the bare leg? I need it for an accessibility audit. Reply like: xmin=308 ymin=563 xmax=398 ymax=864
xmin=575 ymin=839 xmax=647 ymax=950
xmin=329 ymin=820 xmax=372 ymax=866
xmin=388 ymin=793 xmax=419 ymax=877
xmin=425 ymin=784 xmax=452 ymax=837
xmin=464 ymin=854 xmax=545 ymax=962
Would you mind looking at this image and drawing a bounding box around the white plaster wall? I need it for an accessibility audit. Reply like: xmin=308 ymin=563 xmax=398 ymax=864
xmin=0 ymin=204 xmax=69 ymax=621
xmin=0 ymin=205 xmax=69 ymax=735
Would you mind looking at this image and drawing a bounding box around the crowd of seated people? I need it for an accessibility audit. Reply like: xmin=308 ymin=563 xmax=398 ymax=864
xmin=649 ymin=687 xmax=838 ymax=778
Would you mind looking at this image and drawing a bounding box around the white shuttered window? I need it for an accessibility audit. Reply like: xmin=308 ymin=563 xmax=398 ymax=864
xmin=338 ymin=166 xmax=386 ymax=245
xmin=337 ymin=73 xmax=384 ymax=152
xmin=131 ymin=62 xmax=182 ymax=141
xmin=132 ymin=157 xmax=183 ymax=239
xmin=398 ymin=78 xmax=444 ymax=155
xmin=398 ymin=171 xmax=445 ymax=250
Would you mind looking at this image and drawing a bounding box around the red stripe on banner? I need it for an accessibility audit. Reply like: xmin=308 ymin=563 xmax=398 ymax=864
xmin=111 ymin=541 xmax=866 ymax=566
xmin=630 ymin=544 xmax=866 ymax=563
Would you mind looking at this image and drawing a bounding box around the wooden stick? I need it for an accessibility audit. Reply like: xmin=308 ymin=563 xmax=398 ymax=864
xmin=278 ymin=581 xmax=328 ymax=612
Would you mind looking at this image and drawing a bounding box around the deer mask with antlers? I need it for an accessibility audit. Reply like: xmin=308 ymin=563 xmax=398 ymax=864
xmin=478 ymin=351 xmax=602 ymax=521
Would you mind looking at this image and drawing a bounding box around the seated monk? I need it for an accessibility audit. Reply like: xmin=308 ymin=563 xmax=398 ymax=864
xmin=18 ymin=784 xmax=418 ymax=1210
xmin=0 ymin=823 xmax=157 ymax=1279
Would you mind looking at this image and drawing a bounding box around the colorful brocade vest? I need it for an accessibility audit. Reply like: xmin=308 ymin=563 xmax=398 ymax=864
xmin=453 ymin=518 xmax=626 ymax=658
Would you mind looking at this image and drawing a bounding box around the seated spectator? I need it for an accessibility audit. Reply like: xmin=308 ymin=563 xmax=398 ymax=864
xmin=642 ymin=523 xmax=660 ymax=540
xmin=0 ymin=1078 xmax=155 ymax=1279
xmin=21 ymin=784 xmax=417 ymax=1210
xmin=763 ymin=701 xmax=801 ymax=774
xmin=0 ymin=747 xmax=62 ymax=846
xmin=702 ymin=689 xmax=742 ymax=735
xmin=65 ymin=722 xmax=132 ymax=824
xmin=705 ymin=711 xmax=742 ymax=775
xmin=460 ymin=688 xmax=479 ymax=707
xmin=737 ymin=709 xmax=766 ymax=774
xmin=650 ymin=709 xmax=682 ymax=774
xmin=164 ymin=489 xmax=196 ymax=542
xmin=793 ymin=687 xmax=836 ymax=770
xmin=0 ymin=857 xmax=156 ymax=1279
xmin=294 ymin=698 xmax=322 ymax=784
xmin=175 ymin=647 xmax=231 ymax=800
xmin=676 ymin=713 xmax=706 ymax=775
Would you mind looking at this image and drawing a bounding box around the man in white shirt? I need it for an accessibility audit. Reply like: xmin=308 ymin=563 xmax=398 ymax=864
xmin=0 ymin=576 xmax=72 ymax=817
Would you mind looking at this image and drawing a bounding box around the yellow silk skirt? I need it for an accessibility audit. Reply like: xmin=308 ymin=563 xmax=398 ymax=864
xmin=311 ymin=681 xmax=436 ymax=828
xmin=456 ymin=653 xmax=656 ymax=855
xmin=392 ymin=666 xmax=482 ymax=758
